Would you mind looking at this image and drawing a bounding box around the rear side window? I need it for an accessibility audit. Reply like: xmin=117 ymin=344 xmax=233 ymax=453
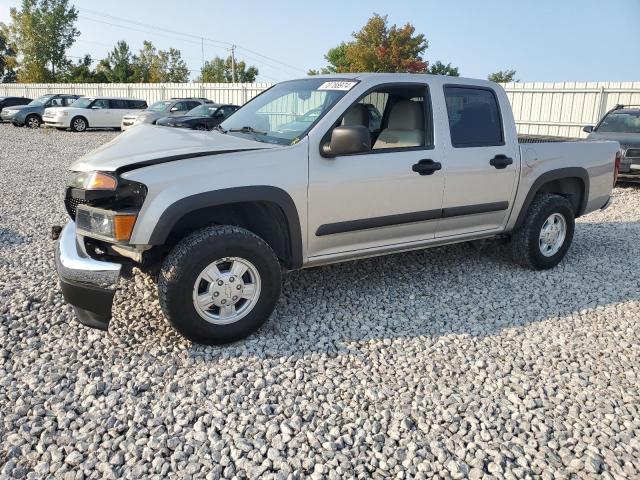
xmin=444 ymin=86 xmax=504 ymax=148
xmin=109 ymin=99 xmax=128 ymax=109
xmin=129 ymin=100 xmax=147 ymax=109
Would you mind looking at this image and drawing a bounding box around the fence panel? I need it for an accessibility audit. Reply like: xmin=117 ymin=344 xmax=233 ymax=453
xmin=2 ymin=81 xmax=640 ymax=138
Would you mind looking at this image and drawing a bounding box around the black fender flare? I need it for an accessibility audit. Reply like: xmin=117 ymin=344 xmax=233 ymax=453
xmin=148 ymin=186 xmax=303 ymax=268
xmin=513 ymin=167 xmax=590 ymax=230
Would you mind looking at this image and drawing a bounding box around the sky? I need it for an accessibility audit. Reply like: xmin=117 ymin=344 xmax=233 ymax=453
xmin=1 ymin=0 xmax=639 ymax=83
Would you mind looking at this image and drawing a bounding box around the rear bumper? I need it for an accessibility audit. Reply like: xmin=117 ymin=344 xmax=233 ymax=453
xmin=55 ymin=221 xmax=122 ymax=330
xmin=600 ymin=196 xmax=613 ymax=211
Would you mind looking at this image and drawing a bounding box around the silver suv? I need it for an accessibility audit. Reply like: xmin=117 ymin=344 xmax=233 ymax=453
xmin=121 ymin=98 xmax=211 ymax=130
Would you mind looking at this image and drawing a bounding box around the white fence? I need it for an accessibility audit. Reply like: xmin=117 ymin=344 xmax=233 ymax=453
xmin=2 ymin=81 xmax=640 ymax=138
xmin=0 ymin=82 xmax=272 ymax=106
xmin=504 ymin=82 xmax=640 ymax=138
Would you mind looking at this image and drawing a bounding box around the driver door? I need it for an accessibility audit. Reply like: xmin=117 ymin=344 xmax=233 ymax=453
xmin=307 ymin=82 xmax=446 ymax=259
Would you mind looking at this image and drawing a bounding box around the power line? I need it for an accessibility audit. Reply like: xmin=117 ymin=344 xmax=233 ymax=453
xmin=77 ymin=8 xmax=307 ymax=75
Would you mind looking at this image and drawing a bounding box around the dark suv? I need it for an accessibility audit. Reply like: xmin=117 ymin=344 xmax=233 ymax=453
xmin=585 ymin=104 xmax=640 ymax=182
xmin=0 ymin=96 xmax=32 ymax=118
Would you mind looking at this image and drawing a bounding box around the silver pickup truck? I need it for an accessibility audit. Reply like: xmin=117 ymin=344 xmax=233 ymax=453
xmin=55 ymin=73 xmax=620 ymax=344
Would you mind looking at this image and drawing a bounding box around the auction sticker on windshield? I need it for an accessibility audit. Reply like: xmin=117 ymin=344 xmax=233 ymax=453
xmin=318 ymin=81 xmax=358 ymax=91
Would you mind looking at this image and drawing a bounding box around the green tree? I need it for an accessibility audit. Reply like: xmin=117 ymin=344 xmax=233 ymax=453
xmin=0 ymin=23 xmax=18 ymax=82
xmin=131 ymin=41 xmax=189 ymax=82
xmin=313 ymin=14 xmax=429 ymax=73
xmin=157 ymin=48 xmax=189 ymax=82
xmin=10 ymin=0 xmax=79 ymax=82
xmin=488 ymin=69 xmax=518 ymax=83
xmin=429 ymin=61 xmax=459 ymax=77
xmin=61 ymin=54 xmax=96 ymax=83
xmin=104 ymin=40 xmax=134 ymax=82
xmin=199 ymin=56 xmax=258 ymax=83
xmin=131 ymin=40 xmax=157 ymax=82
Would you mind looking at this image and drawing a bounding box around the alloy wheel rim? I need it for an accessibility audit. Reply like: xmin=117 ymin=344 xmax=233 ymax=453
xmin=27 ymin=117 xmax=39 ymax=128
xmin=192 ymin=257 xmax=261 ymax=325
xmin=74 ymin=119 xmax=86 ymax=131
xmin=538 ymin=213 xmax=567 ymax=257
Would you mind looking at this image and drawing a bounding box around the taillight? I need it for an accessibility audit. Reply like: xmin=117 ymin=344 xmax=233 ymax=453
xmin=613 ymin=150 xmax=621 ymax=186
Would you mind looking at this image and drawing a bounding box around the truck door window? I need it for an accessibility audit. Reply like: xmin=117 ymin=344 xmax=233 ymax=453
xmin=444 ymin=86 xmax=504 ymax=148
xmin=336 ymin=84 xmax=433 ymax=151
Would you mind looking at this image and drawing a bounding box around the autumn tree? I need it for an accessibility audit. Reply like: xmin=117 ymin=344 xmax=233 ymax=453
xmin=199 ymin=56 xmax=258 ymax=83
xmin=10 ymin=0 xmax=79 ymax=82
xmin=311 ymin=14 xmax=430 ymax=73
xmin=488 ymin=69 xmax=518 ymax=83
xmin=429 ymin=61 xmax=459 ymax=77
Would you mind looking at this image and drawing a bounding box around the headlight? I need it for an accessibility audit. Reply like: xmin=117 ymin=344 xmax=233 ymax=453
xmin=69 ymin=171 xmax=117 ymax=190
xmin=76 ymin=205 xmax=138 ymax=242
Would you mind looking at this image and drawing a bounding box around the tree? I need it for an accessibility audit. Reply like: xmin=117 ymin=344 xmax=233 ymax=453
xmin=10 ymin=0 xmax=79 ymax=82
xmin=131 ymin=40 xmax=157 ymax=82
xmin=157 ymin=48 xmax=189 ymax=82
xmin=104 ymin=40 xmax=134 ymax=82
xmin=312 ymin=14 xmax=429 ymax=74
xmin=429 ymin=61 xmax=459 ymax=77
xmin=130 ymin=41 xmax=189 ymax=82
xmin=488 ymin=69 xmax=518 ymax=83
xmin=0 ymin=23 xmax=18 ymax=82
xmin=199 ymin=56 xmax=258 ymax=83
xmin=61 ymin=54 xmax=97 ymax=83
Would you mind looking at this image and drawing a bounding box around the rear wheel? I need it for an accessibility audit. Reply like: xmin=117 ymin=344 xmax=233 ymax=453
xmin=510 ymin=193 xmax=575 ymax=270
xmin=158 ymin=225 xmax=282 ymax=344
xmin=25 ymin=114 xmax=41 ymax=128
xmin=70 ymin=116 xmax=88 ymax=132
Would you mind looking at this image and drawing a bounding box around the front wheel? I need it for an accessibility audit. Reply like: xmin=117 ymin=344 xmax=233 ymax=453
xmin=70 ymin=116 xmax=88 ymax=132
xmin=25 ymin=114 xmax=41 ymax=128
xmin=158 ymin=225 xmax=282 ymax=344
xmin=510 ymin=193 xmax=575 ymax=270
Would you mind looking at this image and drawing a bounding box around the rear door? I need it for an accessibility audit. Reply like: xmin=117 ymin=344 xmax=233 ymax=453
xmin=89 ymin=99 xmax=111 ymax=126
xmin=435 ymin=85 xmax=520 ymax=238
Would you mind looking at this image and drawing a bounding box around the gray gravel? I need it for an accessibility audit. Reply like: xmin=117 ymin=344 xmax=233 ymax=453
xmin=1 ymin=123 xmax=639 ymax=479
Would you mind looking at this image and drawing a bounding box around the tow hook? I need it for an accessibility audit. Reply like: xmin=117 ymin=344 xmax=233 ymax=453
xmin=51 ymin=225 xmax=63 ymax=240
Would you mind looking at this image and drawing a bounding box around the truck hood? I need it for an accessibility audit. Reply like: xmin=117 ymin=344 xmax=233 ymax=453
xmin=70 ymin=124 xmax=276 ymax=172
xmin=587 ymin=132 xmax=640 ymax=149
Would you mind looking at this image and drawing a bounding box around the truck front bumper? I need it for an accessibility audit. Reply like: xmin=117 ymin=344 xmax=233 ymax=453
xmin=55 ymin=221 xmax=122 ymax=330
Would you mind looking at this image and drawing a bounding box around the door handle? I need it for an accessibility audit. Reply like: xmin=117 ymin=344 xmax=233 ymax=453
xmin=412 ymin=159 xmax=442 ymax=175
xmin=490 ymin=154 xmax=513 ymax=169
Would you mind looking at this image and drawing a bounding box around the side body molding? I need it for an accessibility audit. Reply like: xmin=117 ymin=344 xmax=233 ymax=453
xmin=148 ymin=186 xmax=303 ymax=268
xmin=512 ymin=167 xmax=590 ymax=230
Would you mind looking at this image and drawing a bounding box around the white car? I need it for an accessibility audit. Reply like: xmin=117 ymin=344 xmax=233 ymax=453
xmin=43 ymin=97 xmax=148 ymax=132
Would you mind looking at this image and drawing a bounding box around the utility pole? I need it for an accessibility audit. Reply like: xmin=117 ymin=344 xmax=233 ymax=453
xmin=229 ymin=44 xmax=236 ymax=83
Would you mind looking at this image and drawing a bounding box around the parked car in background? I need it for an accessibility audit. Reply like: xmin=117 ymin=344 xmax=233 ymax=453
xmin=55 ymin=74 xmax=619 ymax=345
xmin=1 ymin=94 xmax=80 ymax=128
xmin=121 ymin=98 xmax=212 ymax=131
xmin=275 ymin=103 xmax=382 ymax=137
xmin=585 ymin=104 xmax=640 ymax=182
xmin=156 ymin=103 xmax=239 ymax=131
xmin=0 ymin=96 xmax=32 ymax=118
xmin=44 ymin=97 xmax=147 ymax=132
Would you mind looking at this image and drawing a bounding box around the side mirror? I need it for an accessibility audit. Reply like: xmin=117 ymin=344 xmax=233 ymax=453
xmin=321 ymin=125 xmax=371 ymax=157
xmin=583 ymin=125 xmax=594 ymax=133
xmin=170 ymin=107 xmax=180 ymax=112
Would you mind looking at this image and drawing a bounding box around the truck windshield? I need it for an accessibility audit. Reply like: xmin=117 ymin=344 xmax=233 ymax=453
xmin=597 ymin=112 xmax=640 ymax=134
xmin=219 ymin=78 xmax=357 ymax=145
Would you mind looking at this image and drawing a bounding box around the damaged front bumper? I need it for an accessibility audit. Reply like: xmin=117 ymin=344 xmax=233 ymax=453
xmin=55 ymin=221 xmax=122 ymax=330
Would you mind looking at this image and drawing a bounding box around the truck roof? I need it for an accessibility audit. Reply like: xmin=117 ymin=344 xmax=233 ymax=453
xmin=295 ymin=72 xmax=500 ymax=88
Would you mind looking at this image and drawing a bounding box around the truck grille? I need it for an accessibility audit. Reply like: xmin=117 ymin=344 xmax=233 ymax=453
xmin=64 ymin=190 xmax=89 ymax=219
xmin=625 ymin=148 xmax=640 ymax=158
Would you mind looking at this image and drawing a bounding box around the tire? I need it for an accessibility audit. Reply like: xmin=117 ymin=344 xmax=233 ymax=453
xmin=70 ymin=116 xmax=88 ymax=132
xmin=158 ymin=225 xmax=282 ymax=344
xmin=510 ymin=193 xmax=575 ymax=270
xmin=25 ymin=114 xmax=41 ymax=128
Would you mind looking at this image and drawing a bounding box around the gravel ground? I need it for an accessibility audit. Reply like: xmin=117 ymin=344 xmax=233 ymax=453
xmin=1 ymin=123 xmax=639 ymax=479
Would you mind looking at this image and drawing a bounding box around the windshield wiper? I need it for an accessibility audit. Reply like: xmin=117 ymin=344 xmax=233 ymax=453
xmin=228 ymin=126 xmax=267 ymax=135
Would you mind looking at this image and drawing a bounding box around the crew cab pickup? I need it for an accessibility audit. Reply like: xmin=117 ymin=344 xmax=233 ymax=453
xmin=55 ymin=74 xmax=620 ymax=344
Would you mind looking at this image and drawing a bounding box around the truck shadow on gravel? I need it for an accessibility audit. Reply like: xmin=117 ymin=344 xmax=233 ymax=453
xmin=168 ymin=220 xmax=640 ymax=359
xmin=105 ymin=221 xmax=639 ymax=358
